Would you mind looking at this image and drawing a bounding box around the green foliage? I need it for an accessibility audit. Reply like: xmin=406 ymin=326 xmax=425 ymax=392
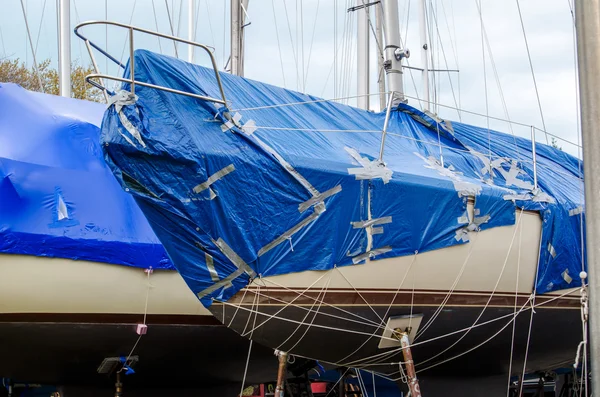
xmin=0 ymin=58 xmax=103 ymax=102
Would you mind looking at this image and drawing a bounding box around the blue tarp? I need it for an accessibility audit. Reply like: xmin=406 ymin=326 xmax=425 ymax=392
xmin=0 ymin=83 xmax=172 ymax=269
xmin=100 ymin=50 xmax=585 ymax=306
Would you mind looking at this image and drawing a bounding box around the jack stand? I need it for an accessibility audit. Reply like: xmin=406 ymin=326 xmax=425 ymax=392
xmin=274 ymin=350 xmax=289 ymax=397
xmin=394 ymin=328 xmax=422 ymax=397
xmin=115 ymin=371 xmax=123 ymax=397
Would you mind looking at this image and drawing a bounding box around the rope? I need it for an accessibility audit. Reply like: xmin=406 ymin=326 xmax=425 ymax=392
xmin=19 ymin=0 xmax=44 ymax=92
xmin=416 ymin=209 xmax=525 ymax=368
xmin=120 ymin=269 xmax=152 ymax=372
xmin=335 ymin=254 xmax=418 ymax=365
xmin=302 ymin=0 xmax=320 ymax=91
xmin=165 ymin=0 xmax=179 ymax=58
xmin=477 ymin=0 xmax=492 ymax=176
xmin=151 ymin=1 xmax=163 ymax=54
xmin=515 ymin=0 xmax=548 ymax=144
xmin=271 ymin=0 xmax=287 ymax=88
xmin=505 ymin=204 xmax=523 ymax=396
xmin=282 ymin=0 xmax=300 ymax=90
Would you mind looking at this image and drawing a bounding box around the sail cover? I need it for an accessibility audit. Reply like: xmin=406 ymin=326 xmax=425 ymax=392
xmin=0 ymin=83 xmax=171 ymax=269
xmin=101 ymin=50 xmax=584 ymax=305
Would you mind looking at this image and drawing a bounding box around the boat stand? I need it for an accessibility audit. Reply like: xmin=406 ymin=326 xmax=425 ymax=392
xmin=395 ymin=328 xmax=422 ymax=397
xmin=274 ymin=350 xmax=289 ymax=397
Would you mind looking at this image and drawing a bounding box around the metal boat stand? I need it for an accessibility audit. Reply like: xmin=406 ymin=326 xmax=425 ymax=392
xmin=394 ymin=328 xmax=422 ymax=397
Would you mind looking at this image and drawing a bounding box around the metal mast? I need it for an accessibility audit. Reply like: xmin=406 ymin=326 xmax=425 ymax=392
xmin=230 ymin=0 xmax=248 ymax=76
xmin=575 ymin=0 xmax=600 ymax=388
xmin=418 ymin=0 xmax=429 ymax=111
xmin=375 ymin=4 xmax=386 ymax=111
xmin=188 ymin=0 xmax=194 ymax=63
xmin=381 ymin=0 xmax=408 ymax=105
xmin=357 ymin=2 xmax=370 ymax=110
xmin=58 ymin=0 xmax=71 ymax=98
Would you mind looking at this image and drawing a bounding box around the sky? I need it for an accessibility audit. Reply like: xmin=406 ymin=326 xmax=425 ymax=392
xmin=0 ymin=0 xmax=582 ymax=156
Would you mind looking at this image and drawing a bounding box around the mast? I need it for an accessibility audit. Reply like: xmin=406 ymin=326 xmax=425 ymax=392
xmin=418 ymin=0 xmax=429 ymax=111
xmin=381 ymin=0 xmax=408 ymax=105
xmin=375 ymin=4 xmax=386 ymax=111
xmin=575 ymin=0 xmax=600 ymax=387
xmin=356 ymin=2 xmax=370 ymax=110
xmin=58 ymin=0 xmax=71 ymax=98
xmin=188 ymin=0 xmax=194 ymax=63
xmin=230 ymin=0 xmax=248 ymax=76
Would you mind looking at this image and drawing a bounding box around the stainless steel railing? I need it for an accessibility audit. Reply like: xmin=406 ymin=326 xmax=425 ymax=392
xmin=74 ymin=21 xmax=228 ymax=106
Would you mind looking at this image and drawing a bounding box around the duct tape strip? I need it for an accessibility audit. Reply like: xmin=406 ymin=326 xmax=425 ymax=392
xmin=345 ymin=147 xmax=393 ymax=183
xmin=214 ymin=237 xmax=257 ymax=278
xmin=503 ymin=190 xmax=555 ymax=204
xmin=197 ymin=267 xmax=243 ymax=299
xmin=205 ymin=252 xmax=220 ymax=283
xmin=258 ymin=203 xmax=325 ymax=256
xmin=454 ymin=214 xmax=490 ymax=242
xmin=415 ymin=152 xmax=481 ymax=197
xmin=298 ymin=185 xmax=342 ymax=213
xmin=351 ymin=216 xmax=393 ymax=229
xmin=351 ymin=246 xmax=393 ymax=264
xmin=193 ymin=164 xmax=235 ymax=199
xmin=241 ymin=119 xmax=257 ymax=135
xmin=562 ymin=268 xmax=573 ymax=284
xmin=569 ymin=206 xmax=584 ymax=216
xmin=108 ymin=90 xmax=146 ymax=148
xmin=252 ymin=134 xmax=320 ymax=196
xmin=220 ymin=112 xmax=243 ymax=132
xmin=547 ymin=242 xmax=557 ymax=259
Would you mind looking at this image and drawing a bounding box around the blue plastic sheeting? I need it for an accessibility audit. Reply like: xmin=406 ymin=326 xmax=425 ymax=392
xmin=313 ymin=370 xmax=402 ymax=396
xmin=0 ymin=83 xmax=172 ymax=269
xmin=101 ymin=50 xmax=585 ymax=305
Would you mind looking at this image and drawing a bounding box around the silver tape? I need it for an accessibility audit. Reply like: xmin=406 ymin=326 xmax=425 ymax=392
xmin=109 ymin=90 xmax=146 ymax=148
xmin=205 ymin=252 xmax=220 ymax=283
xmin=351 ymin=216 xmax=393 ymax=229
xmin=547 ymin=242 xmax=557 ymax=259
xmin=214 ymin=237 xmax=257 ymax=278
xmin=562 ymin=268 xmax=573 ymax=284
xmin=298 ymin=185 xmax=342 ymax=213
xmin=197 ymin=267 xmax=243 ymax=299
xmin=415 ymin=153 xmax=481 ymax=197
xmin=258 ymin=203 xmax=325 ymax=256
xmin=193 ymin=164 xmax=236 ymax=199
xmin=351 ymin=246 xmax=393 ymax=264
xmin=569 ymin=206 xmax=584 ymax=216
xmin=345 ymin=147 xmax=393 ymax=183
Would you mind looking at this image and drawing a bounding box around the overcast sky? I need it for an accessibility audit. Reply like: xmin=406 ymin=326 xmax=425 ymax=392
xmin=0 ymin=0 xmax=581 ymax=155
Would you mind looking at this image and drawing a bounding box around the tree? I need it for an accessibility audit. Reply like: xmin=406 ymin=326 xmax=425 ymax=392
xmin=0 ymin=58 xmax=104 ymax=102
xmin=551 ymin=137 xmax=563 ymax=151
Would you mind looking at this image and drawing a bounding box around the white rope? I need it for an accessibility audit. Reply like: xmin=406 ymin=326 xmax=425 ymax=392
xmin=165 ymin=0 xmax=179 ymax=58
xmin=515 ymin=0 xmax=548 ymax=144
xmin=227 ymin=280 xmax=250 ymax=328
xmin=325 ymin=368 xmax=351 ymax=397
xmin=19 ymin=0 xmax=44 ymax=92
xmin=302 ymin=0 xmax=320 ymax=91
xmin=120 ymin=269 xmax=152 ymax=372
xmin=282 ymin=0 xmax=300 ymax=90
xmin=276 ymin=271 xmax=331 ymax=351
xmin=240 ymin=271 xmax=330 ymax=337
xmin=238 ymin=281 xmax=260 ymax=397
xmin=505 ymin=205 xmax=523 ymax=396
xmin=415 ymin=232 xmax=479 ymax=340
xmin=336 ymin=254 xmax=418 ymax=365
xmin=416 ymin=209 xmax=525 ymax=368
xmin=151 ymin=1 xmax=163 ymax=54
xmin=271 ymin=0 xmax=287 ymax=88
xmin=477 ymin=0 xmax=492 ymax=175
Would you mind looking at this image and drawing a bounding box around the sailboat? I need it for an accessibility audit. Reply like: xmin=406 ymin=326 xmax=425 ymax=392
xmin=76 ymin=1 xmax=588 ymax=394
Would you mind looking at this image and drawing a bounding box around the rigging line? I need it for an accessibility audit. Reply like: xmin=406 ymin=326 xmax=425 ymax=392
xmin=356 ymin=369 xmax=369 ymax=397
xmin=282 ymin=0 xmax=300 ymax=90
xmin=334 ymin=0 xmax=337 ymax=98
xmin=222 ymin=0 xmax=226 ymax=68
xmin=324 ymin=368 xmax=351 ymax=397
xmin=336 ymin=254 xmax=418 ymax=366
xmin=515 ymin=0 xmax=548 ymax=144
xmin=258 ymin=277 xmax=386 ymax=330
xmin=227 ymin=282 xmax=250 ymax=328
xmin=428 ymin=1 xmax=461 ymax=120
xmin=0 ymin=23 xmax=6 ymax=57
xmin=271 ymin=0 xmax=287 ymax=88
xmin=240 ymin=271 xmax=330 ymax=337
xmin=241 ymin=283 xmax=260 ymax=335
xmin=506 ymin=208 xmax=523 ymax=396
xmin=120 ymin=269 xmax=152 ymax=371
xmin=285 ymin=273 xmax=332 ymax=353
xmin=176 ymin=0 xmax=184 ymax=50
xmin=474 ymin=0 xmax=521 ymax=162
xmin=403 ymin=0 xmax=411 ymax=46
xmin=33 ymin=0 xmax=47 ymax=56
xmin=335 ymin=266 xmax=385 ymax=324
xmin=203 ymin=0 xmax=217 ymax=50
xmin=478 ymin=0 xmax=492 ymax=176
xmin=245 ymin=286 xmax=385 ymax=331
xmin=238 ymin=286 xmax=260 ymax=397
xmin=151 ymin=0 xmax=163 ymax=54
xmin=275 ymin=272 xmax=331 ymax=351
xmin=302 ymin=0 xmax=320 ymax=91
xmin=340 ymin=288 xmax=579 ymax=369
xmin=415 ymin=209 xmax=525 ymax=368
xmin=19 ymin=0 xmax=44 ymax=92
xmin=415 ymin=232 xmax=480 ymax=340
xmin=105 ymin=0 xmax=108 ymax=73
xmin=300 ymin=0 xmax=305 ymax=91
xmin=165 ymin=0 xmax=179 ymax=58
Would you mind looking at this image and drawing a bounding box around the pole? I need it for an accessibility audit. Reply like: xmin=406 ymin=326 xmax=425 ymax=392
xmin=188 ymin=0 xmax=194 ymax=63
xmin=274 ymin=350 xmax=288 ymax=397
xmin=58 ymin=0 xmax=71 ymax=98
xmin=398 ymin=331 xmax=422 ymax=397
xmin=381 ymin=0 xmax=406 ymax=105
xmin=375 ymin=4 xmax=386 ymax=111
xmin=230 ymin=0 xmax=243 ymax=76
xmin=575 ymin=0 xmax=600 ymax=389
xmin=357 ymin=1 xmax=370 ymax=110
xmin=418 ymin=0 xmax=429 ymax=111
